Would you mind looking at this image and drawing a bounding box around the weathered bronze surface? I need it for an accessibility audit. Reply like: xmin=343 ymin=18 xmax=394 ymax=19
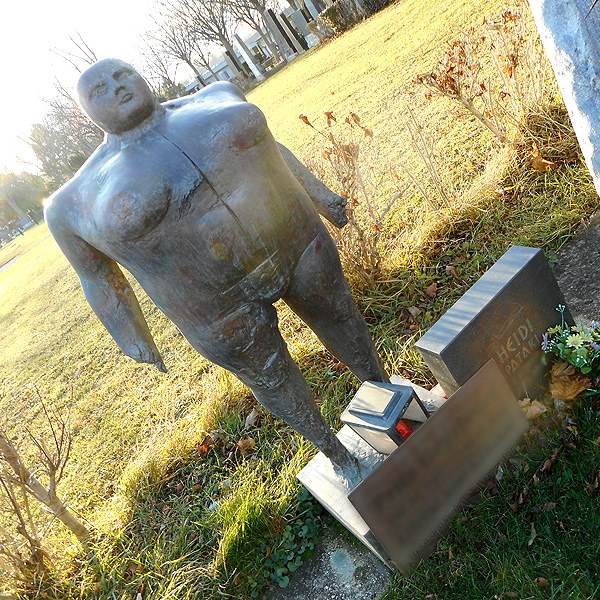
xmin=45 ymin=59 xmax=387 ymax=473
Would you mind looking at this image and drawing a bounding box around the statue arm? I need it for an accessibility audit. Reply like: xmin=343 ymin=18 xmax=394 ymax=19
xmin=45 ymin=209 xmax=166 ymax=372
xmin=277 ymin=142 xmax=348 ymax=228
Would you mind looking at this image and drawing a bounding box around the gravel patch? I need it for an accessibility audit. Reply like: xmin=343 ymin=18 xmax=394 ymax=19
xmin=264 ymin=518 xmax=392 ymax=600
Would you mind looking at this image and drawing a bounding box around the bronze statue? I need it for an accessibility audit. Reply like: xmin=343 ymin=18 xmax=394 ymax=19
xmin=45 ymin=58 xmax=387 ymax=477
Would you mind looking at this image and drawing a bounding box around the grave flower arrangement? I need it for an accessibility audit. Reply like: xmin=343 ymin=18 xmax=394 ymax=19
xmin=542 ymin=305 xmax=600 ymax=403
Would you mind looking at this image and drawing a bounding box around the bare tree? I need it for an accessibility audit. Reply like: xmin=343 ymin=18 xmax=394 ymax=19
xmin=149 ymin=14 xmax=209 ymax=86
xmin=52 ymin=32 xmax=98 ymax=73
xmin=189 ymin=37 xmax=224 ymax=81
xmin=139 ymin=40 xmax=189 ymax=99
xmin=29 ymin=89 xmax=103 ymax=191
xmin=0 ymin=403 xmax=90 ymax=547
xmin=170 ymin=0 xmax=248 ymax=82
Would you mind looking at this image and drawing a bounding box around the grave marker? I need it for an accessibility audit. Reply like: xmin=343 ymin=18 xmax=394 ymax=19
xmin=415 ymin=246 xmax=572 ymax=398
xmin=348 ymin=360 xmax=528 ymax=572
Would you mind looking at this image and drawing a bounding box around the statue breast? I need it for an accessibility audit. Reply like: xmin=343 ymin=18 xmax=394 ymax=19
xmin=90 ymin=131 xmax=201 ymax=241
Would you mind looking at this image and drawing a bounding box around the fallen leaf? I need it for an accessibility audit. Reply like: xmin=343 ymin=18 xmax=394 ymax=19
xmin=265 ymin=546 xmax=272 ymax=558
xmin=425 ymin=282 xmax=438 ymax=298
xmin=447 ymin=546 xmax=454 ymax=559
xmin=518 ymin=398 xmax=547 ymax=420
xmin=175 ymin=481 xmax=184 ymax=494
xmin=245 ymin=408 xmax=260 ymax=429
xmin=542 ymin=502 xmax=557 ymax=511
xmin=549 ymin=361 xmax=590 ymax=402
xmin=485 ymin=479 xmax=499 ymax=495
xmin=531 ymin=143 xmax=557 ymax=172
xmin=445 ymin=265 xmax=457 ymax=277
xmin=534 ymin=576 xmax=549 ymax=589
xmin=364 ymin=127 xmax=373 ymax=137
xmin=407 ymin=306 xmax=421 ymax=318
xmin=196 ymin=435 xmax=215 ymax=458
xmin=349 ymin=111 xmax=361 ymax=124
xmin=541 ymin=447 xmax=562 ymax=473
xmin=299 ymin=114 xmax=312 ymax=127
xmin=192 ymin=482 xmax=202 ymax=493
xmin=527 ymin=522 xmax=537 ymax=547
xmin=237 ymin=437 xmax=256 ymax=453
xmin=324 ymin=111 xmax=336 ymax=126
xmin=234 ymin=575 xmax=242 ymax=585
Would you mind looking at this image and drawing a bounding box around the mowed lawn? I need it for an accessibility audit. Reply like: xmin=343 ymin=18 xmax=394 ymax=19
xmin=1 ymin=0 xmax=599 ymax=597
xmin=0 ymin=0 xmax=504 ymax=520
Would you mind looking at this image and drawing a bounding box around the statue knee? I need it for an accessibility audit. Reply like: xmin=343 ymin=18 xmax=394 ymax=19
xmin=208 ymin=302 xmax=291 ymax=389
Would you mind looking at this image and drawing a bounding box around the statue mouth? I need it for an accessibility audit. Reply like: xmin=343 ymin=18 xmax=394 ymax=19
xmin=119 ymin=93 xmax=133 ymax=105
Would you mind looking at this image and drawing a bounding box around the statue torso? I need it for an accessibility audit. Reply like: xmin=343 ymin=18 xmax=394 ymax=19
xmin=61 ymin=87 xmax=323 ymax=316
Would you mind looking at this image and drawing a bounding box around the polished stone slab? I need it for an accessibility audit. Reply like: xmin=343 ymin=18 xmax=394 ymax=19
xmin=297 ymin=425 xmax=392 ymax=568
xmin=415 ymin=246 xmax=573 ymax=398
xmin=348 ymin=360 xmax=529 ymax=573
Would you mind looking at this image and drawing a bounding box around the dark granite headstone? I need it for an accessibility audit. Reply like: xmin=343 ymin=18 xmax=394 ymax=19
xmin=348 ymin=360 xmax=528 ymax=573
xmin=415 ymin=246 xmax=573 ymax=398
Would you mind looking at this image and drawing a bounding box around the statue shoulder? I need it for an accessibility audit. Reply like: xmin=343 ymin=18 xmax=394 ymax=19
xmin=44 ymin=179 xmax=80 ymax=236
xmin=164 ymin=82 xmax=247 ymax=111
xmin=44 ymin=143 xmax=110 ymax=234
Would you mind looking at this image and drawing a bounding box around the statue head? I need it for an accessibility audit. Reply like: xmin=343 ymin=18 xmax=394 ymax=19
xmin=77 ymin=59 xmax=159 ymax=134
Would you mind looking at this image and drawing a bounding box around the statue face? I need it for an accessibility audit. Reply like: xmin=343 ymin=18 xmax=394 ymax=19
xmin=77 ymin=59 xmax=157 ymax=134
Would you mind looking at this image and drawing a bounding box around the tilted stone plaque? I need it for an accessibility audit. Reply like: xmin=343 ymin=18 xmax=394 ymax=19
xmin=348 ymin=360 xmax=528 ymax=573
xmin=415 ymin=246 xmax=573 ymax=398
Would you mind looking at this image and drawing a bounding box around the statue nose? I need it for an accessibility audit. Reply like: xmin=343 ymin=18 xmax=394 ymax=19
xmin=115 ymin=85 xmax=125 ymax=96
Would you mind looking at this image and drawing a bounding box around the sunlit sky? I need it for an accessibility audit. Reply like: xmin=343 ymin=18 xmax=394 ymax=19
xmin=0 ymin=1 xmax=169 ymax=174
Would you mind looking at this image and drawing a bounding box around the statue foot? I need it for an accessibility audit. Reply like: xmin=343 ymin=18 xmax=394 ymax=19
xmin=331 ymin=453 xmax=363 ymax=490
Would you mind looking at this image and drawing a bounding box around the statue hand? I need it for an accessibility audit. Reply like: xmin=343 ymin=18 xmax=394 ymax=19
xmin=326 ymin=192 xmax=348 ymax=228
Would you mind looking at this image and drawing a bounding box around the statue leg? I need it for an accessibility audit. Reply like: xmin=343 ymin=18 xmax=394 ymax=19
xmin=284 ymin=231 xmax=388 ymax=383
xmin=197 ymin=301 xmax=358 ymax=471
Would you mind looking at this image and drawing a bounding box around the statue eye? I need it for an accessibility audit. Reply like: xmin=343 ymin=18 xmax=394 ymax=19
xmin=91 ymin=83 xmax=107 ymax=98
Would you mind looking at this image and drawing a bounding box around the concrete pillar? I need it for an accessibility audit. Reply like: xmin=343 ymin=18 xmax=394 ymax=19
xmin=530 ymin=0 xmax=600 ymax=197
xmin=304 ymin=0 xmax=320 ymax=19
xmin=234 ymin=34 xmax=265 ymax=80
xmin=223 ymin=52 xmax=245 ymax=81
xmin=277 ymin=12 xmax=306 ymax=53
xmin=290 ymin=10 xmax=311 ymax=37
xmin=263 ymin=10 xmax=295 ymax=58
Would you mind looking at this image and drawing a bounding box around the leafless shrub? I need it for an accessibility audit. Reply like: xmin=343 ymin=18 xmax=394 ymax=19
xmin=416 ymin=4 xmax=549 ymax=145
xmin=299 ymin=112 xmax=404 ymax=285
xmin=0 ymin=397 xmax=90 ymax=593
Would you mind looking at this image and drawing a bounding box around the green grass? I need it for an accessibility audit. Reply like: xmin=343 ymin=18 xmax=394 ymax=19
xmin=0 ymin=222 xmax=50 ymax=267
xmin=0 ymin=0 xmax=599 ymax=597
